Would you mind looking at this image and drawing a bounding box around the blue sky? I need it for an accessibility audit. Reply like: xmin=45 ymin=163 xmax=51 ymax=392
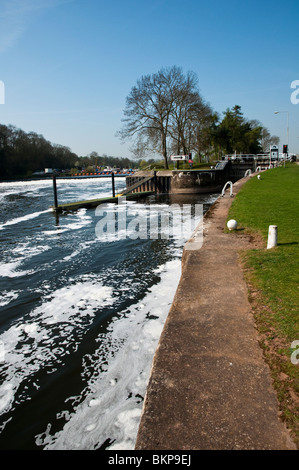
xmin=0 ymin=0 xmax=298 ymax=158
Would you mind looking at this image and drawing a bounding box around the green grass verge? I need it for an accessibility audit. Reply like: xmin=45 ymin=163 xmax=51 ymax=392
xmin=227 ymin=163 xmax=299 ymax=446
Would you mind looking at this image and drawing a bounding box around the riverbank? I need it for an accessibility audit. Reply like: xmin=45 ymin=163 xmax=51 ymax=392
xmin=227 ymin=163 xmax=299 ymax=446
xmin=135 ymin=173 xmax=297 ymax=450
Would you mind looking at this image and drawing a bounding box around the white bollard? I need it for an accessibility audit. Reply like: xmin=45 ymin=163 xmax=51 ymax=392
xmin=227 ymin=219 xmax=238 ymax=230
xmin=267 ymin=225 xmax=277 ymax=249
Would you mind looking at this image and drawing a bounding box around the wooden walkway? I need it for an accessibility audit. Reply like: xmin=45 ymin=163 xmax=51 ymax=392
xmin=119 ymin=175 xmax=155 ymax=196
xmin=50 ymin=191 xmax=154 ymax=212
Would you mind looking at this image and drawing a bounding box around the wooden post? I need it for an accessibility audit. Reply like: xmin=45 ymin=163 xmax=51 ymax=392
xmin=154 ymin=171 xmax=157 ymax=193
xmin=112 ymin=172 xmax=115 ymax=197
xmin=53 ymin=174 xmax=58 ymax=210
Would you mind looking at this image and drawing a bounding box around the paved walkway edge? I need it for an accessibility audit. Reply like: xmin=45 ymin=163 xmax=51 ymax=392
xmin=135 ymin=175 xmax=296 ymax=450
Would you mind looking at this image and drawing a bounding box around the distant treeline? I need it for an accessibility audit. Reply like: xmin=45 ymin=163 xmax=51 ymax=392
xmin=0 ymin=124 xmax=78 ymax=178
xmin=77 ymin=151 xmax=151 ymax=171
xmin=0 ymin=124 xmax=141 ymax=178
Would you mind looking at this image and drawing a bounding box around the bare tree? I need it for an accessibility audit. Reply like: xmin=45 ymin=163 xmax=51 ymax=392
xmin=168 ymin=71 xmax=204 ymax=155
xmin=117 ymin=67 xmax=174 ymax=168
xmin=118 ymin=66 xmax=212 ymax=169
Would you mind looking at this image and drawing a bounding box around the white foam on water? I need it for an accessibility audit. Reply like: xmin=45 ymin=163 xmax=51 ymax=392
xmin=0 ymin=243 xmax=52 ymax=278
xmin=0 ymin=209 xmax=51 ymax=231
xmin=35 ymin=258 xmax=182 ymax=450
xmin=0 ymin=180 xmax=52 ymax=198
xmin=0 ymin=384 xmax=14 ymax=420
xmin=52 ymin=177 xmax=126 ymax=202
xmin=0 ymin=180 xmax=52 ymax=189
xmin=0 ymin=260 xmax=33 ymax=278
xmin=10 ymin=243 xmax=51 ymax=258
xmin=0 ymin=290 xmax=20 ymax=307
xmin=60 ymin=239 xmax=99 ymax=262
xmin=0 ymin=180 xmax=218 ymax=447
xmin=0 ymin=277 xmax=115 ymax=418
xmin=42 ymin=208 xmax=92 ymax=236
xmin=95 ymin=201 xmax=203 ymax=243
xmin=0 ymin=177 xmax=126 ymax=208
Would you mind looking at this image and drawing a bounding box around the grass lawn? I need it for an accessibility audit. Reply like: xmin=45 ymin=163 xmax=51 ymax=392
xmin=227 ymin=162 xmax=299 ymax=446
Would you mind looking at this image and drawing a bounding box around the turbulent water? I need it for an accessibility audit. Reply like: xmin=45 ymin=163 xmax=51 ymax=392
xmin=0 ymin=176 xmax=219 ymax=450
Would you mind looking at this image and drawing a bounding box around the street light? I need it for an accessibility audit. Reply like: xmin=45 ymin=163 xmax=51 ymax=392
xmin=274 ymin=111 xmax=289 ymax=167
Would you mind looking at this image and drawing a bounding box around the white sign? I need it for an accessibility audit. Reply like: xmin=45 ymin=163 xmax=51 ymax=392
xmin=270 ymin=145 xmax=279 ymax=160
xmin=170 ymin=155 xmax=188 ymax=161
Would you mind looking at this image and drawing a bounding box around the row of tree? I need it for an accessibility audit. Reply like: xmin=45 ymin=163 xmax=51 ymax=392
xmin=0 ymin=125 xmax=139 ymax=178
xmin=117 ymin=66 xmax=279 ymax=168
xmin=76 ymin=151 xmax=143 ymax=171
xmin=0 ymin=124 xmax=78 ymax=178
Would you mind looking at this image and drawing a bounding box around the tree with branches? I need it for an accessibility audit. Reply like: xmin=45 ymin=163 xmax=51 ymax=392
xmin=118 ymin=66 xmax=212 ymax=169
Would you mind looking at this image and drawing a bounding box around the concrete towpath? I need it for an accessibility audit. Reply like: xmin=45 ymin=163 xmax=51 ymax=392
xmin=135 ymin=175 xmax=296 ymax=450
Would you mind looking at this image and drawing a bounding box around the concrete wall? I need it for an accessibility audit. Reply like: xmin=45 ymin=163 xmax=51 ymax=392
xmin=170 ymin=169 xmax=229 ymax=194
xmin=126 ymin=161 xmax=258 ymax=195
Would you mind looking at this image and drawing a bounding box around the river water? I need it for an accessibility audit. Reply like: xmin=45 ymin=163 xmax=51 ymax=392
xmin=0 ymin=176 xmax=219 ymax=450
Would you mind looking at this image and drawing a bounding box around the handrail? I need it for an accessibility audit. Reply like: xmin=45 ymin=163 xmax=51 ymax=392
xmin=221 ymin=181 xmax=234 ymax=197
xmin=118 ymin=174 xmax=155 ymax=196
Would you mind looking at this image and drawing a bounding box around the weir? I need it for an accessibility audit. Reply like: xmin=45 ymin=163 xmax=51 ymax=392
xmin=51 ymin=191 xmax=155 ymax=212
xmin=126 ymin=160 xmax=237 ymax=196
xmin=126 ymin=155 xmax=278 ymax=196
xmin=50 ymin=155 xmax=275 ymax=212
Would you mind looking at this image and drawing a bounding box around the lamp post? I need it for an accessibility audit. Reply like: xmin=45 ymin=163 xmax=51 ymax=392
xmin=274 ymin=111 xmax=289 ymax=167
